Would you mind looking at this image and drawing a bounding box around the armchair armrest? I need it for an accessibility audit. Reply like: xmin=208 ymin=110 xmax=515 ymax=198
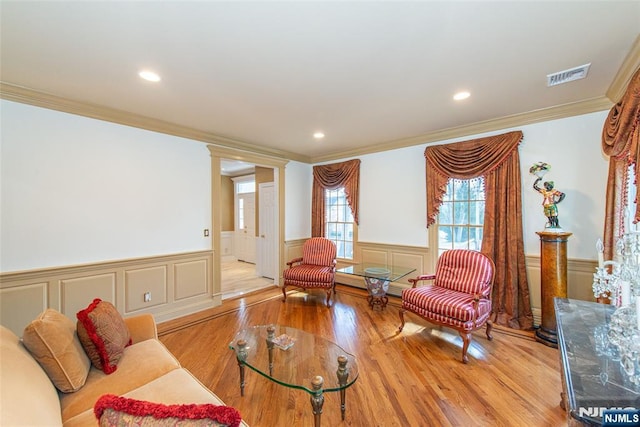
xmin=286 ymin=257 xmax=304 ymax=268
xmin=408 ymin=274 xmax=436 ymax=288
xmin=124 ymin=314 xmax=157 ymax=343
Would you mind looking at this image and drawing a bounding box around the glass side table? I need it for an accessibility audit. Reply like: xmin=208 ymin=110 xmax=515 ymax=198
xmin=229 ymin=325 xmax=358 ymax=427
xmin=337 ymin=264 xmax=416 ymax=309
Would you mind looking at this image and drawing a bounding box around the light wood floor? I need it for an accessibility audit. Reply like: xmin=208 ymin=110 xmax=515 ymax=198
xmin=221 ymin=260 xmax=275 ymax=300
xmin=159 ymin=286 xmax=567 ymax=427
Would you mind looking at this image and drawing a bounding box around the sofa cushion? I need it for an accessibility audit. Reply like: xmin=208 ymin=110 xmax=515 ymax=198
xmin=0 ymin=325 xmax=63 ymax=426
xmin=59 ymin=338 xmax=181 ymax=423
xmin=94 ymin=394 xmax=242 ymax=427
xmin=76 ymin=298 xmax=131 ymax=374
xmin=21 ymin=308 xmax=91 ymax=393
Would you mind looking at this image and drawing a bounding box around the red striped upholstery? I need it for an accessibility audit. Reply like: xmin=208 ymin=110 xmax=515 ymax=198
xmin=282 ymin=238 xmax=337 ymax=306
xmin=398 ymin=249 xmax=495 ymax=363
xmin=302 ymin=237 xmax=338 ymax=266
xmin=401 ymin=286 xmax=491 ymax=330
xmin=432 ymin=249 xmax=493 ymax=297
xmin=283 ymin=265 xmax=335 ymax=287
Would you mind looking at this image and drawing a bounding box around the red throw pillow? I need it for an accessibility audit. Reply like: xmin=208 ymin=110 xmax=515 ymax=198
xmin=94 ymin=394 xmax=243 ymax=427
xmin=76 ymin=298 xmax=131 ymax=374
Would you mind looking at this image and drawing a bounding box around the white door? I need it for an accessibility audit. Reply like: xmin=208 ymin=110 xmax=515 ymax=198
xmin=236 ymin=193 xmax=256 ymax=263
xmin=257 ymin=182 xmax=276 ymax=279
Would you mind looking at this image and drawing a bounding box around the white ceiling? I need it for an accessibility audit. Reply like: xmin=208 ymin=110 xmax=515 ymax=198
xmin=1 ymin=1 xmax=639 ymax=162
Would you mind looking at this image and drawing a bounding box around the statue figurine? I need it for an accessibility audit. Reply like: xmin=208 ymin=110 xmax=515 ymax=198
xmin=533 ymin=177 xmax=565 ymax=228
xmin=529 ymin=162 xmax=566 ymax=229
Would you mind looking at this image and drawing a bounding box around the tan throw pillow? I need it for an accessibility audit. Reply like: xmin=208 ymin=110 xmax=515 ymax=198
xmin=94 ymin=394 xmax=243 ymax=427
xmin=76 ymin=298 xmax=131 ymax=374
xmin=22 ymin=308 xmax=91 ymax=393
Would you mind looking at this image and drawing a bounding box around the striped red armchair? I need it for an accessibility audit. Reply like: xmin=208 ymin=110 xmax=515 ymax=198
xmin=398 ymin=249 xmax=495 ymax=363
xmin=282 ymin=237 xmax=337 ymax=307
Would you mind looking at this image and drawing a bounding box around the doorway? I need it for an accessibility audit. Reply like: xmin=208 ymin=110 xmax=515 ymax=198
xmin=208 ymin=145 xmax=288 ymax=303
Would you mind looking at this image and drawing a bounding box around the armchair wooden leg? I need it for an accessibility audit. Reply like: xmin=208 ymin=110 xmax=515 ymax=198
xmin=398 ymin=309 xmax=406 ymax=332
xmin=282 ymin=285 xmax=287 ymax=302
xmin=486 ymin=320 xmax=494 ymax=341
xmin=459 ymin=332 xmax=471 ymax=364
xmin=325 ymin=289 xmax=332 ymax=307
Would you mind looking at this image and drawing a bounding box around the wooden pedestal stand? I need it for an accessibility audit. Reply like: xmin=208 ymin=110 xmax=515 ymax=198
xmin=535 ymin=230 xmax=572 ymax=348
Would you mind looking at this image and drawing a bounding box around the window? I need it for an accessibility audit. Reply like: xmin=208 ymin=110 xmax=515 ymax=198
xmin=232 ymin=176 xmax=255 ymax=233
xmin=236 ymin=180 xmax=255 ymax=194
xmin=437 ymin=178 xmax=485 ymax=256
xmin=325 ymin=187 xmax=354 ymax=259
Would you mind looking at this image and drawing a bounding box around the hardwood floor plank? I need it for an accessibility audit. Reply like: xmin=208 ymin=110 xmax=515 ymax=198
xmin=159 ymin=285 xmax=566 ymax=426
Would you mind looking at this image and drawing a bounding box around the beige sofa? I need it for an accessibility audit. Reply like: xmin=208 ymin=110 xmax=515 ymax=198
xmin=0 ymin=313 xmax=248 ymax=426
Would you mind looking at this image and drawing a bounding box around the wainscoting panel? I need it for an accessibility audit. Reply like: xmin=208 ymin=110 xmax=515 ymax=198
xmin=60 ymin=273 xmax=117 ymax=319
xmin=284 ymin=239 xmax=306 ymax=266
xmin=174 ymin=259 xmax=209 ymax=301
xmin=221 ymin=231 xmax=235 ymax=262
xmin=389 ymin=252 xmax=425 ymax=285
xmin=125 ymin=266 xmax=168 ymax=312
xmin=0 ymin=282 xmax=47 ymax=336
xmin=360 ymin=249 xmax=389 ymax=265
xmin=0 ymin=250 xmax=216 ymax=336
xmin=335 ymin=242 xmax=431 ymax=295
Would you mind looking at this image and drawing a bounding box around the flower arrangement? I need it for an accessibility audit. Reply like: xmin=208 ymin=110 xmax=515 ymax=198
xmin=529 ymin=162 xmax=551 ymax=178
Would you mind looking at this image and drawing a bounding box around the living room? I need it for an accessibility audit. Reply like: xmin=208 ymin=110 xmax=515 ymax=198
xmin=1 ymin=2 xmax=640 ymax=426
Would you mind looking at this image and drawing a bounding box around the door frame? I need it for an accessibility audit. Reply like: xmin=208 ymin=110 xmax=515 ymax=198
xmin=207 ymin=145 xmax=288 ymax=303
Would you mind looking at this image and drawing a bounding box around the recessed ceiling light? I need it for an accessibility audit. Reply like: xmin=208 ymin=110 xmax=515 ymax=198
xmin=313 ymin=132 xmax=325 ymax=139
xmin=139 ymin=70 xmax=161 ymax=82
xmin=453 ymin=91 xmax=470 ymax=101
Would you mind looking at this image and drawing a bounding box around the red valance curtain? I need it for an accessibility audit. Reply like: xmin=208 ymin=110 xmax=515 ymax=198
xmin=312 ymin=159 xmax=360 ymax=237
xmin=601 ymin=67 xmax=640 ymax=261
xmin=425 ymin=130 xmax=533 ymax=330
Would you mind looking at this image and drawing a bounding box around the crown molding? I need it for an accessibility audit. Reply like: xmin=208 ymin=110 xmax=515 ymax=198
xmin=0 ymin=82 xmax=311 ymax=164
xmin=606 ymin=34 xmax=640 ymax=103
xmin=309 ymin=96 xmax=613 ymax=163
xmin=0 ymin=81 xmax=615 ymax=166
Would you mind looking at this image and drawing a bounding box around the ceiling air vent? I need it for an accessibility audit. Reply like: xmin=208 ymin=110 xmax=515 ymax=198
xmin=547 ymin=63 xmax=591 ymax=87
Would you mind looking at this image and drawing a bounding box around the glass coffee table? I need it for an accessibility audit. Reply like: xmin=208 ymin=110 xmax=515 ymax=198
xmin=229 ymin=325 xmax=358 ymax=427
xmin=337 ymin=264 xmax=416 ymax=309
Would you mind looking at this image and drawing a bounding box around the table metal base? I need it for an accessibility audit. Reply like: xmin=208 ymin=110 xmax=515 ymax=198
xmin=365 ymin=277 xmax=390 ymax=310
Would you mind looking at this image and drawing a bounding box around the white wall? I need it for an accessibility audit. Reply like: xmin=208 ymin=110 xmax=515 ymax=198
xmin=334 ymin=110 xmax=610 ymax=260
xmin=1 ymin=100 xmax=211 ymax=272
xmin=358 ymin=145 xmax=427 ymax=246
xmin=284 ymin=160 xmax=312 ymax=240
xmin=0 ymin=99 xmax=611 ymax=273
xmin=518 ymin=111 xmax=609 ymax=258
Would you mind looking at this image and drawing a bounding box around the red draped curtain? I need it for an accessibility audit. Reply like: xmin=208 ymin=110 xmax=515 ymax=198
xmin=312 ymin=159 xmax=360 ymax=237
xmin=602 ymin=67 xmax=640 ymax=261
xmin=425 ymin=130 xmax=533 ymax=330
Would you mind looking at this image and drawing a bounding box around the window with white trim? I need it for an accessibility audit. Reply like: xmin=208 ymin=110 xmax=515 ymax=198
xmin=437 ymin=178 xmax=485 ymax=257
xmin=325 ymin=187 xmax=354 ymax=259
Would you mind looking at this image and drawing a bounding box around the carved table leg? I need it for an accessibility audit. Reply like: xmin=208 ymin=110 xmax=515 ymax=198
xmin=266 ymin=325 xmax=275 ymax=376
xmin=236 ymin=339 xmax=247 ymax=396
xmin=336 ymin=355 xmax=349 ymax=420
xmin=310 ymin=376 xmax=324 ymax=427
